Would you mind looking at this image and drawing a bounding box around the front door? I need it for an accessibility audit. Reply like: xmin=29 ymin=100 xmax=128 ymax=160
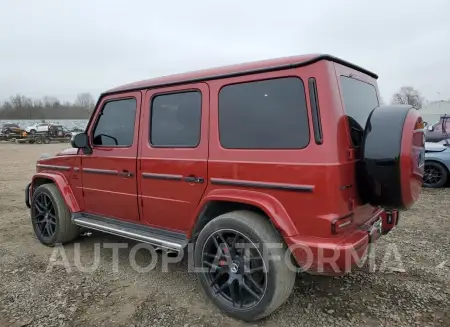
xmin=81 ymin=91 xmax=141 ymax=222
xmin=138 ymin=84 xmax=209 ymax=232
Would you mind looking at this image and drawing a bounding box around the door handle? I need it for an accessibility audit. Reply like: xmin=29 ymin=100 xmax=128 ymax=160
xmin=183 ymin=175 xmax=204 ymax=184
xmin=118 ymin=170 xmax=134 ymax=178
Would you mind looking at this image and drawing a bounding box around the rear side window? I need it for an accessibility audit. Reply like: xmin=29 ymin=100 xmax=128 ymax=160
xmin=340 ymin=76 xmax=379 ymax=131
xmin=218 ymin=77 xmax=309 ymax=149
xmin=92 ymin=98 xmax=137 ymax=146
xmin=150 ymin=91 xmax=201 ymax=147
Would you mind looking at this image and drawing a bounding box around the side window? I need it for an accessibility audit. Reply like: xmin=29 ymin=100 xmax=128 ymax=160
xmin=150 ymin=91 xmax=201 ymax=147
xmin=218 ymin=77 xmax=309 ymax=149
xmin=92 ymin=98 xmax=137 ymax=146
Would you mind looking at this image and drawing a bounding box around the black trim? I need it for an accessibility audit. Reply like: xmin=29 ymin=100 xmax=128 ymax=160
xmin=102 ymin=54 xmax=378 ymax=96
xmin=36 ymin=164 xmax=71 ymax=171
xmin=183 ymin=176 xmax=204 ymax=184
xmin=73 ymin=213 xmax=188 ymax=241
xmin=210 ymin=178 xmax=314 ymax=192
xmin=25 ymin=183 xmax=31 ymax=208
xmin=118 ymin=171 xmax=134 ymax=178
xmin=142 ymin=172 xmax=183 ymax=181
xmin=308 ymin=77 xmax=323 ymax=144
xmin=82 ymin=168 xmax=117 ymax=175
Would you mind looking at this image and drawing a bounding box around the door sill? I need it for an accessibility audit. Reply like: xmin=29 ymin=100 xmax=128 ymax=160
xmin=72 ymin=213 xmax=189 ymax=251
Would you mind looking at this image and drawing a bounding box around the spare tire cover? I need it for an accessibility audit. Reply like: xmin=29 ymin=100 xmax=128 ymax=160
xmin=358 ymin=105 xmax=425 ymax=210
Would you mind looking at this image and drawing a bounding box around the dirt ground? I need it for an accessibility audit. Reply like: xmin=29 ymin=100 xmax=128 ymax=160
xmin=0 ymin=142 xmax=449 ymax=327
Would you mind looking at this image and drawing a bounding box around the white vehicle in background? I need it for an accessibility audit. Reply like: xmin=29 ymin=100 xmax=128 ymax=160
xmin=25 ymin=123 xmax=50 ymax=134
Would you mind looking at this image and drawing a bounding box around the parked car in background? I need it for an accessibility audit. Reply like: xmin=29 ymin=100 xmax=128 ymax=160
xmin=1 ymin=123 xmax=21 ymax=134
xmin=424 ymin=142 xmax=450 ymax=188
xmin=25 ymin=123 xmax=50 ymax=134
xmin=47 ymin=125 xmax=73 ymax=139
xmin=425 ymin=115 xmax=449 ymax=142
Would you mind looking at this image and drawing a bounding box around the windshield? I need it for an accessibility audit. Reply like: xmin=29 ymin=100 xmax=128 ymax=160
xmin=340 ymin=76 xmax=379 ymax=146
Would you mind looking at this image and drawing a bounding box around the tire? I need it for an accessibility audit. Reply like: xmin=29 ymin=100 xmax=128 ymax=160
xmin=35 ymin=137 xmax=43 ymax=144
xmin=194 ymin=210 xmax=296 ymax=321
xmin=423 ymin=161 xmax=448 ymax=188
xmin=43 ymin=137 xmax=51 ymax=144
xmin=30 ymin=184 xmax=80 ymax=246
xmin=29 ymin=129 xmax=36 ymax=134
xmin=359 ymin=105 xmax=424 ymax=209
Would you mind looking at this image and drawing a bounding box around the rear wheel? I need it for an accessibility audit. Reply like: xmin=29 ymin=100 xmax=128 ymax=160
xmin=31 ymin=184 xmax=80 ymax=246
xmin=194 ymin=210 xmax=296 ymax=321
xmin=29 ymin=129 xmax=36 ymax=134
xmin=43 ymin=137 xmax=51 ymax=144
xmin=423 ymin=161 xmax=448 ymax=188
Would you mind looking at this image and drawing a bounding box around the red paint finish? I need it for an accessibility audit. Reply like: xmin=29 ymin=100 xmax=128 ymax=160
xmin=32 ymin=172 xmax=80 ymax=212
xmin=400 ymin=110 xmax=425 ymax=209
xmin=188 ymin=188 xmax=299 ymax=238
xmin=30 ymin=54 xmax=421 ymax=275
xmin=80 ymin=91 xmax=142 ymax=222
xmin=138 ymin=83 xmax=209 ymax=231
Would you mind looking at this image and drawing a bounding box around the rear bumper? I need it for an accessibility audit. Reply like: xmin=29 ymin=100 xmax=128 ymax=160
xmin=25 ymin=183 xmax=31 ymax=208
xmin=285 ymin=210 xmax=399 ymax=276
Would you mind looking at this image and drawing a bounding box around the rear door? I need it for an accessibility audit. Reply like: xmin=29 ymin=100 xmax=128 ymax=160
xmin=80 ymin=92 xmax=141 ymax=222
xmin=138 ymin=83 xmax=209 ymax=232
xmin=335 ymin=65 xmax=381 ymax=224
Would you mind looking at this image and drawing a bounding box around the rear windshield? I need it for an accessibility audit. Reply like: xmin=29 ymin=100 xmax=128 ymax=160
xmin=340 ymin=76 xmax=379 ymax=145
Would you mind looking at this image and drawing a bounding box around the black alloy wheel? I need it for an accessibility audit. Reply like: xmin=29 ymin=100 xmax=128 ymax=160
xmin=195 ymin=210 xmax=296 ymax=321
xmin=423 ymin=161 xmax=448 ymax=188
xmin=202 ymin=229 xmax=267 ymax=309
xmin=32 ymin=192 xmax=57 ymax=241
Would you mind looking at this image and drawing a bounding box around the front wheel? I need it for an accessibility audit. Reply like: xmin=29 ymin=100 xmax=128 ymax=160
xmin=194 ymin=210 xmax=296 ymax=321
xmin=423 ymin=161 xmax=448 ymax=188
xmin=30 ymin=184 xmax=80 ymax=246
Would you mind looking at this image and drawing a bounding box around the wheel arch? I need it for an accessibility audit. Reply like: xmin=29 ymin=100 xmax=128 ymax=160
xmin=32 ymin=173 xmax=80 ymax=212
xmin=189 ymin=189 xmax=298 ymax=239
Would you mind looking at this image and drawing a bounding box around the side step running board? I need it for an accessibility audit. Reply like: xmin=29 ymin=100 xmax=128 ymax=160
xmin=72 ymin=213 xmax=189 ymax=252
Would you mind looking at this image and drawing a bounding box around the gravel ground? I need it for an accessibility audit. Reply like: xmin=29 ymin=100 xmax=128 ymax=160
xmin=0 ymin=142 xmax=449 ymax=327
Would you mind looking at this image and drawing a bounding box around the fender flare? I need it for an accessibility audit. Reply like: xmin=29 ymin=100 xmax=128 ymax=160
xmin=189 ymin=188 xmax=298 ymax=238
xmin=32 ymin=172 xmax=80 ymax=212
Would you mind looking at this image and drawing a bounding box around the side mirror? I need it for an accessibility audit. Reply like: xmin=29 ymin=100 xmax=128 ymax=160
xmin=71 ymin=133 xmax=92 ymax=154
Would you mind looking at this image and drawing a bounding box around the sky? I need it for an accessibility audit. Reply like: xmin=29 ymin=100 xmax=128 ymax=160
xmin=0 ymin=0 xmax=449 ymax=105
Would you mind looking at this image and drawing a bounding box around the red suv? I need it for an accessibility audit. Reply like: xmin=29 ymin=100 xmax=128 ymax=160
xmin=25 ymin=54 xmax=424 ymax=321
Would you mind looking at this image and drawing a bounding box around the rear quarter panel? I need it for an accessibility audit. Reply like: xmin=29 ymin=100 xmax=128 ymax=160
xmin=201 ymin=61 xmax=357 ymax=238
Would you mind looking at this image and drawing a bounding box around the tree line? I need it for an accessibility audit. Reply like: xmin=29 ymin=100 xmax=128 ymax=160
xmin=0 ymin=86 xmax=433 ymax=120
xmin=0 ymin=93 xmax=96 ymax=119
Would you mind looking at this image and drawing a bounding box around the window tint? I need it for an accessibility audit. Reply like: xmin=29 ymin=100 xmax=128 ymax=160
xmin=340 ymin=76 xmax=379 ymax=131
xmin=218 ymin=77 xmax=309 ymax=149
xmin=92 ymin=98 xmax=136 ymax=146
xmin=150 ymin=91 xmax=201 ymax=147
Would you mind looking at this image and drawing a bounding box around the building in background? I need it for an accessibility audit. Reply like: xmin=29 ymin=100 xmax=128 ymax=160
xmin=420 ymin=100 xmax=450 ymax=125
